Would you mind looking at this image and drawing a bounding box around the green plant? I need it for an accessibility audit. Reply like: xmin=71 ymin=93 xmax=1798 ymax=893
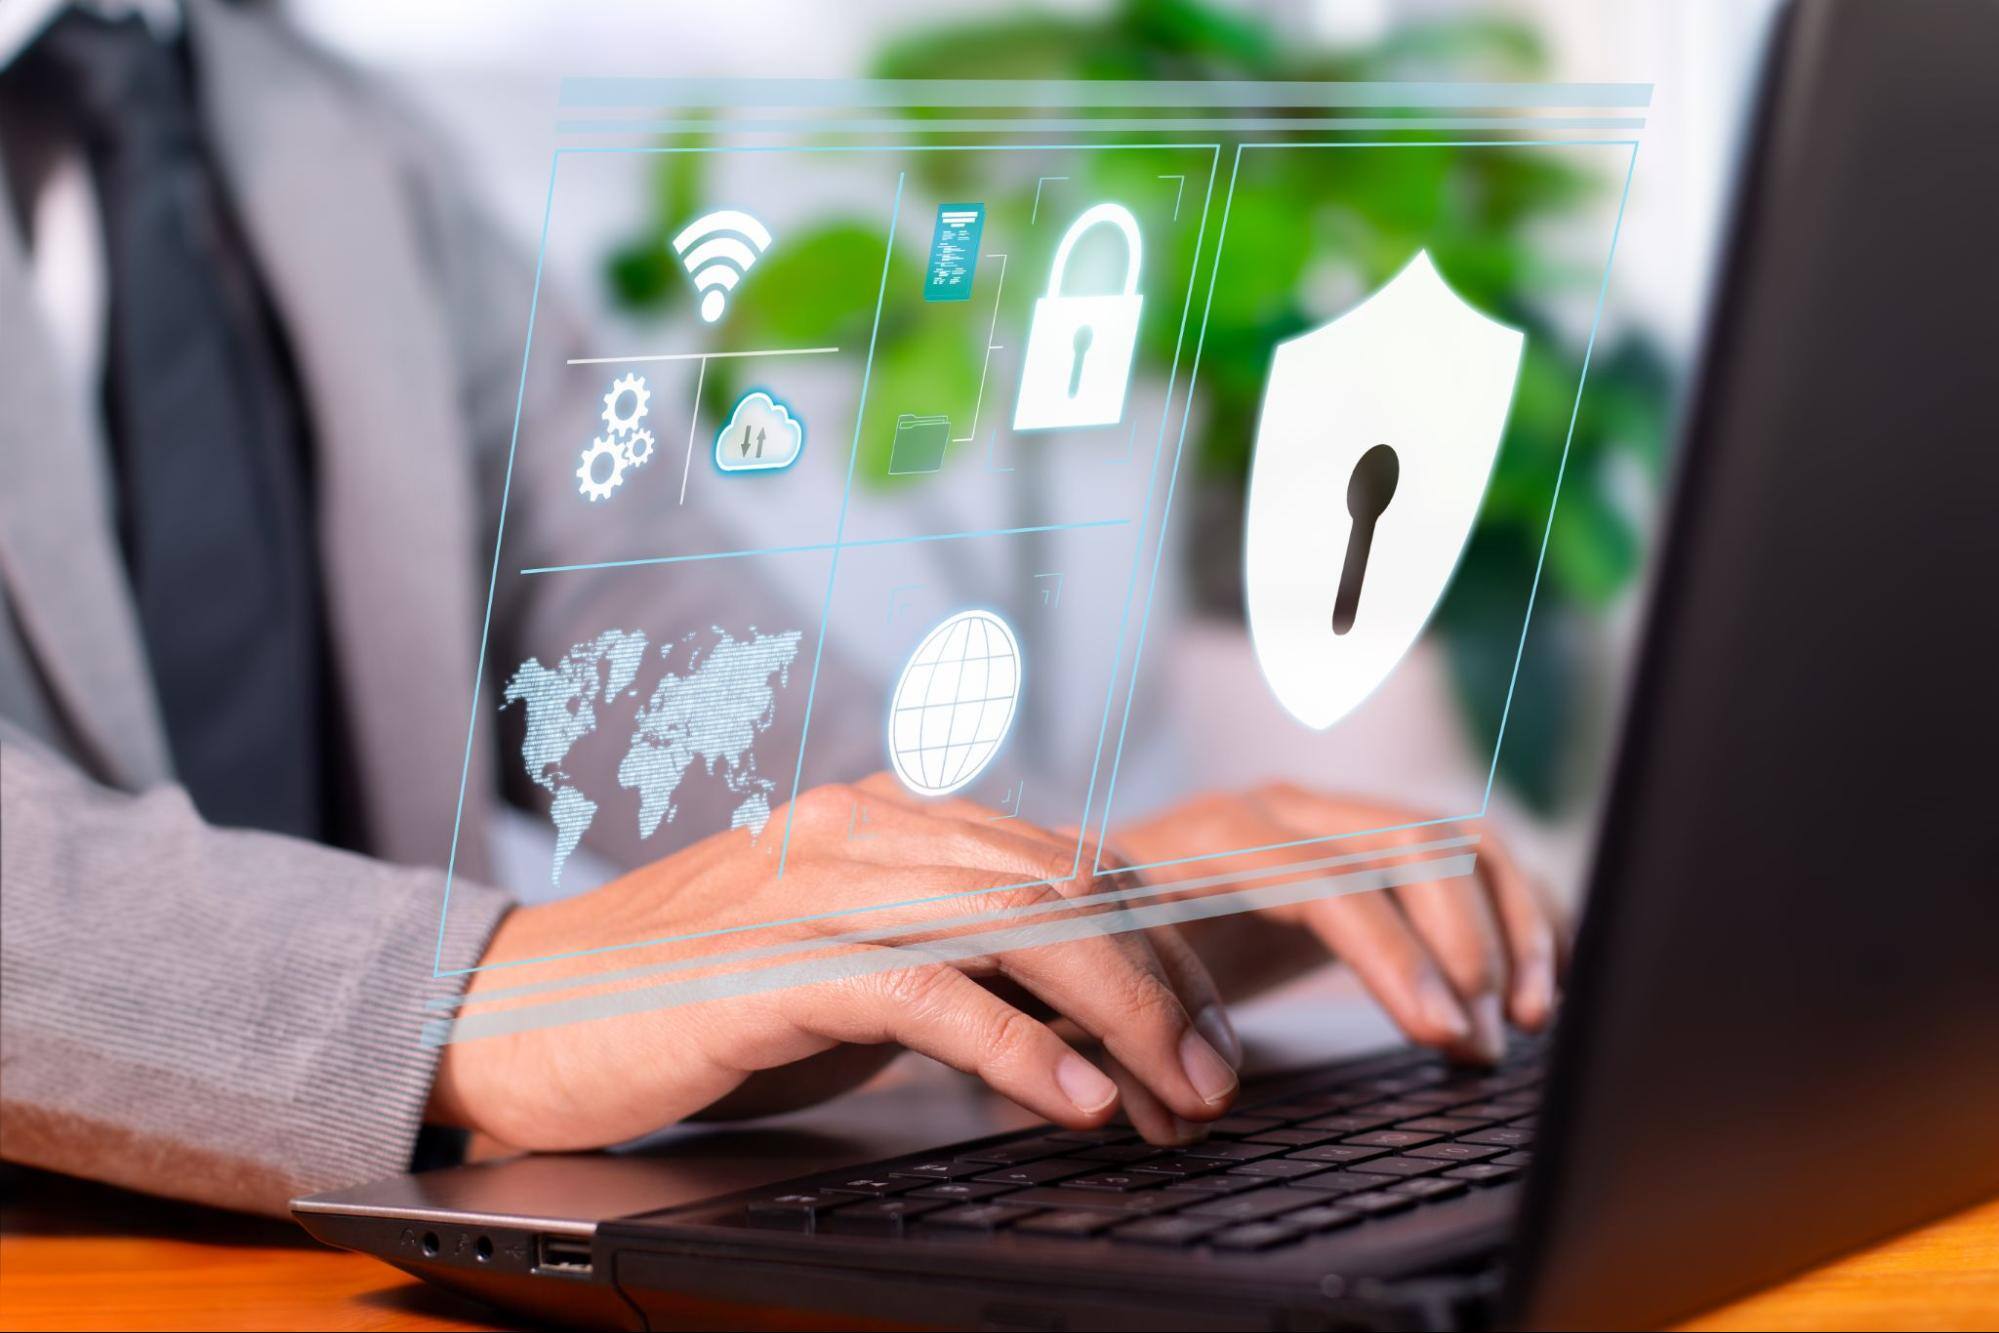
xmin=604 ymin=0 xmax=1671 ymax=813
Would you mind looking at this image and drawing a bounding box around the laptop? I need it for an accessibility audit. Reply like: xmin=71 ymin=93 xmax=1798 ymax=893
xmin=294 ymin=1 xmax=1999 ymax=1326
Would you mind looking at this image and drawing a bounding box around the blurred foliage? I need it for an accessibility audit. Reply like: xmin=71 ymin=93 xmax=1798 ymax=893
xmin=603 ymin=0 xmax=1672 ymax=813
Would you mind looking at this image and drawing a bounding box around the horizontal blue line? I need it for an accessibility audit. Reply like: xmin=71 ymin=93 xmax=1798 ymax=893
xmin=557 ymin=78 xmax=1653 ymax=110
xmin=556 ymin=116 xmax=1646 ymax=137
xmin=518 ymin=518 xmax=1130 ymax=576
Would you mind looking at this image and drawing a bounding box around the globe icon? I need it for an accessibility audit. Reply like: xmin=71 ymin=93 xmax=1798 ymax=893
xmin=888 ymin=609 xmax=1022 ymax=797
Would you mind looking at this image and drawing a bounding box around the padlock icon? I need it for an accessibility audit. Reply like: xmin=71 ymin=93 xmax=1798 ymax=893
xmin=1012 ymin=203 xmax=1144 ymax=431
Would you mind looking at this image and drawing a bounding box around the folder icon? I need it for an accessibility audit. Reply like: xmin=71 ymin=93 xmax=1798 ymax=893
xmin=888 ymin=414 xmax=952 ymax=475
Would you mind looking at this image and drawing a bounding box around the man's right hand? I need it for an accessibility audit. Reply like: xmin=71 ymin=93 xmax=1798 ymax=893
xmin=426 ymin=774 xmax=1242 ymax=1151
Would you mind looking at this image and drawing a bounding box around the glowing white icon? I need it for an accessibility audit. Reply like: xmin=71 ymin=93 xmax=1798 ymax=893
xmin=887 ymin=609 xmax=1021 ymax=797
xmin=673 ymin=209 xmax=773 ymax=324
xmin=1014 ymin=202 xmax=1144 ymax=431
xmin=1244 ymin=251 xmax=1524 ymax=731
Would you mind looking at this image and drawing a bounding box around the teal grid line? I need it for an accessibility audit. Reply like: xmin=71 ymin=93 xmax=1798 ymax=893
xmin=556 ymin=78 xmax=1653 ymax=110
xmin=775 ymin=171 xmax=905 ymax=881
xmin=432 ymin=149 xmax=561 ymax=978
xmin=517 ymin=518 xmax=1131 ymax=577
xmin=431 ymin=833 xmax=1480 ymax=1007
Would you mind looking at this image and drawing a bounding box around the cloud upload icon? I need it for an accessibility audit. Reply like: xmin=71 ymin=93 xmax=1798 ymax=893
xmin=714 ymin=390 xmax=805 ymax=473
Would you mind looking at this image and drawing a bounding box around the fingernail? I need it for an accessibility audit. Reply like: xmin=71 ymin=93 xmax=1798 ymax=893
xmin=1468 ymin=992 xmax=1506 ymax=1064
xmin=1056 ymin=1053 xmax=1117 ymax=1114
xmin=1513 ymin=957 xmax=1554 ymax=1028
xmin=1178 ymin=1027 xmax=1239 ymax=1105
xmin=1195 ymin=1004 xmax=1243 ymax=1070
xmin=1419 ymin=974 xmax=1473 ymax=1044
xmin=1168 ymin=1115 xmax=1209 ymax=1145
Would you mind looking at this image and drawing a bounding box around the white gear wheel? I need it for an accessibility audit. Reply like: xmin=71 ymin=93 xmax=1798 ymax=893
xmin=602 ymin=372 xmax=650 ymax=435
xmin=620 ymin=426 xmax=656 ymax=469
xmin=576 ymin=435 xmax=628 ymax=501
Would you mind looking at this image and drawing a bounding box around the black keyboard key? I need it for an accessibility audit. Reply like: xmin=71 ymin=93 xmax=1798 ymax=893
xmin=890 ymin=1159 xmax=988 ymax=1181
xmin=975 ymin=1160 xmax=1087 ymax=1187
xmin=1339 ymin=1189 xmax=1417 ymax=1217
xmin=1015 ymin=1209 xmax=1117 ymax=1238
xmin=1287 ymin=1143 xmax=1391 ymax=1166
xmin=1382 ymin=1090 xmax=1469 ymax=1111
xmin=922 ymin=1203 xmax=1041 ymax=1231
xmin=746 ymin=1191 xmax=846 ymax=1219
xmin=1159 ymin=1175 xmax=1263 ymax=1197
xmin=1403 ymin=1142 xmax=1504 ymax=1163
xmin=1394 ymin=1115 xmax=1492 ymax=1134
xmin=1045 ymin=1127 xmax=1137 ymax=1145
xmin=1129 ymin=1153 xmax=1227 ymax=1177
xmin=1180 ymin=1187 xmax=1321 ymax=1223
xmin=1449 ymin=1100 xmax=1531 ymax=1119
xmin=1001 ymin=1187 xmax=1175 ymax=1215
xmin=912 ymin=1181 xmax=1017 ymax=1203
xmin=1347 ymin=1073 xmax=1438 ymax=1098
xmin=1286 ymin=1204 xmax=1362 ymax=1231
xmin=821 ymin=1198 xmax=947 ymax=1233
xmin=1343 ymin=1155 xmax=1448 ymax=1179
xmin=1060 ymin=1172 xmax=1164 ymax=1192
xmin=1071 ymin=1144 xmax=1162 ymax=1165
xmin=1295 ymin=1113 xmax=1396 ymax=1135
xmin=1387 ymin=1176 xmax=1467 ymax=1202
xmin=1285 ymin=1172 xmax=1377 ymax=1195
xmin=1226 ymin=1158 xmax=1330 ymax=1180
xmin=959 ymin=1138 xmax=1069 ymax=1166
xmin=1178 ymin=1141 xmax=1285 ymax=1162
xmin=1445 ymin=1162 xmax=1520 ymax=1185
xmin=1111 ymin=1215 xmax=1221 ymax=1247
xmin=1208 ymin=1222 xmax=1303 ymax=1252
xmin=1458 ymin=1127 xmax=1532 ymax=1148
xmin=1349 ymin=1100 xmax=1436 ymax=1119
xmin=1342 ymin=1130 xmax=1443 ymax=1149
xmin=1244 ymin=1102 xmax=1332 ymax=1121
xmin=1493 ymin=1151 xmax=1533 ymax=1168
xmin=1240 ymin=1129 xmax=1335 ymax=1148
xmin=826 ymin=1175 xmax=914 ymax=1197
xmin=1206 ymin=1115 xmax=1286 ymax=1137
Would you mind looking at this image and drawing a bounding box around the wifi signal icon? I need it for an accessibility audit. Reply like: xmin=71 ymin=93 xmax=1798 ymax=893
xmin=673 ymin=209 xmax=773 ymax=324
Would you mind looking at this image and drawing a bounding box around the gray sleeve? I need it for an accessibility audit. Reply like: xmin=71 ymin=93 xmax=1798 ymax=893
xmin=0 ymin=727 xmax=512 ymax=1216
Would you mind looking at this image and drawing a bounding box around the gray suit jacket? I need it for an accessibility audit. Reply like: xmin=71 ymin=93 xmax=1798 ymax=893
xmin=0 ymin=1 xmax=859 ymax=1214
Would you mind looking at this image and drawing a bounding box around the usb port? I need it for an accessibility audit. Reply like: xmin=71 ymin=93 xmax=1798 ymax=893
xmin=535 ymin=1234 xmax=593 ymax=1276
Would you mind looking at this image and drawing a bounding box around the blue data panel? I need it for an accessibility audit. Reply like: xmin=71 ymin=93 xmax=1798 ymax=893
xmin=923 ymin=202 xmax=985 ymax=301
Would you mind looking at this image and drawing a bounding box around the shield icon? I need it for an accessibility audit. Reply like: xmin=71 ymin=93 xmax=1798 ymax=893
xmin=1244 ymin=251 xmax=1524 ymax=731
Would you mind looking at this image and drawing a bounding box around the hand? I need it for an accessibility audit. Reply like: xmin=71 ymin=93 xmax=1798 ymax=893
xmin=1111 ymin=784 xmax=1571 ymax=1064
xmin=427 ymin=774 xmax=1242 ymax=1150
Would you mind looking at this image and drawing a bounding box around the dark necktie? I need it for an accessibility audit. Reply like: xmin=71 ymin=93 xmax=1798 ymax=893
xmin=11 ymin=11 xmax=330 ymax=840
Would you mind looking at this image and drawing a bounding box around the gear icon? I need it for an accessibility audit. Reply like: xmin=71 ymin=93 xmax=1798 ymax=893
xmin=602 ymin=373 xmax=650 ymax=436
xmin=576 ymin=435 xmax=628 ymax=501
xmin=620 ymin=426 xmax=656 ymax=469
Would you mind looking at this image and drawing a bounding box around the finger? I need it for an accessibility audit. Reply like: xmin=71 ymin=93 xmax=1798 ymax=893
xmin=1144 ymin=923 xmax=1242 ymax=1070
xmin=990 ymin=896 xmax=1239 ymax=1121
xmin=1100 ymin=1052 xmax=1208 ymax=1147
xmin=837 ymin=782 xmax=1082 ymax=885
xmin=1394 ymin=875 xmax=1509 ymax=1063
xmin=1467 ymin=836 xmax=1565 ymax=1029
xmin=1297 ymin=887 xmax=1475 ymax=1052
xmin=793 ymin=960 xmax=1121 ymax=1127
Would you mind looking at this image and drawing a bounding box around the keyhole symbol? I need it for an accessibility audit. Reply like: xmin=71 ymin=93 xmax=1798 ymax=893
xmin=1068 ymin=324 xmax=1094 ymax=396
xmin=1333 ymin=444 xmax=1399 ymax=635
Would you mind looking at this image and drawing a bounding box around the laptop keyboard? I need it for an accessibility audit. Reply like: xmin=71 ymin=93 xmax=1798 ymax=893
xmin=724 ymin=1041 xmax=1541 ymax=1255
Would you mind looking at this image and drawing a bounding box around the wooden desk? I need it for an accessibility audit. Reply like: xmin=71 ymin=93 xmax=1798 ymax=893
xmin=4 ymin=1168 xmax=1996 ymax=1331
